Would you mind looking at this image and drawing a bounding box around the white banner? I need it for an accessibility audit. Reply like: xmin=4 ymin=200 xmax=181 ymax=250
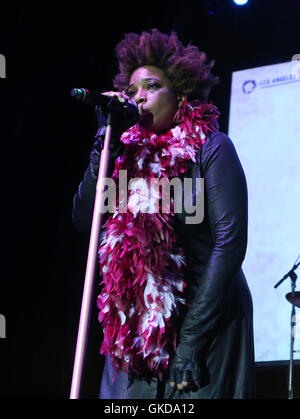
xmin=229 ymin=60 xmax=300 ymax=362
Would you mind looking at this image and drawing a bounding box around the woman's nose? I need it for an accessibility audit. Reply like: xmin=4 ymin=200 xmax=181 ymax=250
xmin=134 ymin=88 xmax=147 ymax=104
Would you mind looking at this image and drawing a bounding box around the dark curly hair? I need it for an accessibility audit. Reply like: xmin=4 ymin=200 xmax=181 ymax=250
xmin=113 ymin=28 xmax=219 ymax=103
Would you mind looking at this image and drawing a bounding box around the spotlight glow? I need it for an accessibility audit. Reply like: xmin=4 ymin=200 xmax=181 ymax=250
xmin=233 ymin=0 xmax=248 ymax=5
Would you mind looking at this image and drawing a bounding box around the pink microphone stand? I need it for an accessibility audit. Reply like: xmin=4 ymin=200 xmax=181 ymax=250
xmin=69 ymin=111 xmax=112 ymax=399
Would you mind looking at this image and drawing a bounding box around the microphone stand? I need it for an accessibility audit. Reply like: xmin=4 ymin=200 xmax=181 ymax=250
xmin=70 ymin=108 xmax=112 ymax=399
xmin=274 ymin=261 xmax=299 ymax=399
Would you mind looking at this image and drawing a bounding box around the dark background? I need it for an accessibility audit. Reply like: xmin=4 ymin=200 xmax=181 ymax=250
xmin=0 ymin=0 xmax=299 ymax=399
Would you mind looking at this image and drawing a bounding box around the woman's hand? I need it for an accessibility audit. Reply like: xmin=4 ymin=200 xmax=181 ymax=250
xmin=101 ymin=90 xmax=131 ymax=103
xmin=169 ymin=345 xmax=201 ymax=391
xmin=101 ymin=90 xmax=138 ymax=137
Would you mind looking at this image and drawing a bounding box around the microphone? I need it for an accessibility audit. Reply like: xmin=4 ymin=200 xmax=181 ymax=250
xmin=70 ymin=88 xmax=138 ymax=119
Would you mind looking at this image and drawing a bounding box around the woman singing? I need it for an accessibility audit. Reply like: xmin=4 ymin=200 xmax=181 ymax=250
xmin=72 ymin=28 xmax=255 ymax=399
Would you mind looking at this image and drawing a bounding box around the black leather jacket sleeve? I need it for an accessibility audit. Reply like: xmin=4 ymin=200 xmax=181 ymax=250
xmin=177 ymin=132 xmax=248 ymax=352
xmin=72 ymin=139 xmax=124 ymax=234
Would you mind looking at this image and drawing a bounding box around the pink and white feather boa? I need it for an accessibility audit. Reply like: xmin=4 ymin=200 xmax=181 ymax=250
xmin=97 ymin=101 xmax=219 ymax=380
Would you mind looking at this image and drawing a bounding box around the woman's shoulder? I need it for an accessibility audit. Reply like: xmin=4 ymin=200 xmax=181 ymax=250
xmin=198 ymin=130 xmax=242 ymax=171
xmin=200 ymin=130 xmax=238 ymax=155
xmin=203 ymin=130 xmax=233 ymax=147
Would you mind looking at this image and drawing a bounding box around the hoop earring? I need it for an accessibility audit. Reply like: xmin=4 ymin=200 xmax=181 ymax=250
xmin=174 ymin=97 xmax=188 ymax=123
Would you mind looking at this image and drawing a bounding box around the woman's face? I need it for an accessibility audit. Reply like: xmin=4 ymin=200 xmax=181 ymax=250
xmin=127 ymin=66 xmax=179 ymax=134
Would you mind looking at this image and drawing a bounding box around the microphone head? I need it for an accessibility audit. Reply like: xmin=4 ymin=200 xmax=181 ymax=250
xmin=70 ymin=88 xmax=88 ymax=101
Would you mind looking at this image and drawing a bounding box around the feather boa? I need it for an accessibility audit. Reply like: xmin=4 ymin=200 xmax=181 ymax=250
xmin=97 ymin=101 xmax=219 ymax=380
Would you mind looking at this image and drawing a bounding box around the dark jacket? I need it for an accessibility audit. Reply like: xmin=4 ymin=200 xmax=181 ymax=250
xmin=72 ymin=131 xmax=255 ymax=399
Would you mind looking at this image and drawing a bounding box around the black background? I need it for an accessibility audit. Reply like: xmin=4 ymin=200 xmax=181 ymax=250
xmin=0 ymin=0 xmax=299 ymax=399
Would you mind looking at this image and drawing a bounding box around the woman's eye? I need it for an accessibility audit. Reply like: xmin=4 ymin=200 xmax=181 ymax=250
xmin=127 ymin=89 xmax=136 ymax=98
xmin=147 ymin=82 xmax=161 ymax=90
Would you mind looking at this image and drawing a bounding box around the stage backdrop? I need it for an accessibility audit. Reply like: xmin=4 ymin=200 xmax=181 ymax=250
xmin=228 ymin=60 xmax=300 ymax=362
